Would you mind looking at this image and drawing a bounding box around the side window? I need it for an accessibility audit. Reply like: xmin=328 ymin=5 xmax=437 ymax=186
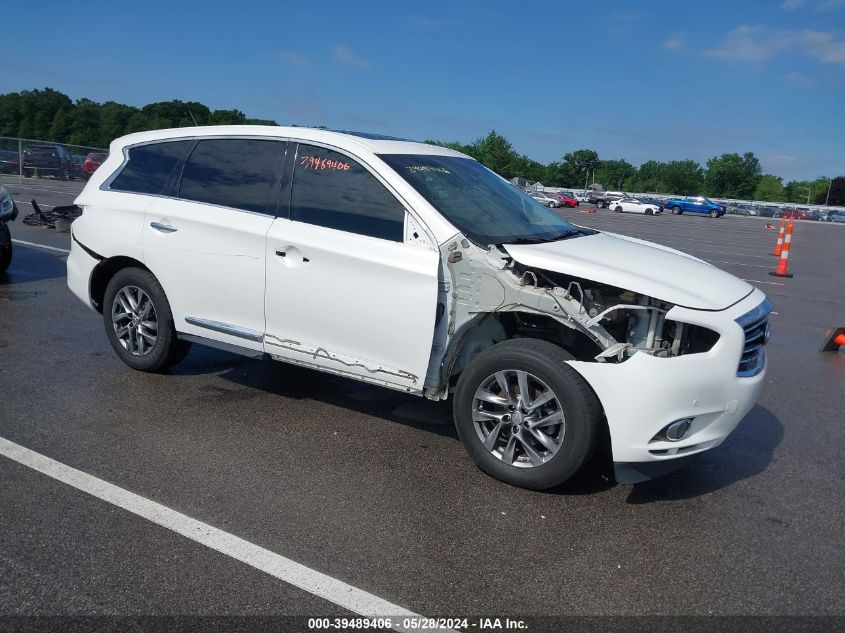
xmin=110 ymin=141 xmax=193 ymax=195
xmin=179 ymin=139 xmax=284 ymax=214
xmin=290 ymin=144 xmax=405 ymax=241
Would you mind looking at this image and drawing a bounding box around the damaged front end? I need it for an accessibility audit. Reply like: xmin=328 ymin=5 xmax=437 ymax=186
xmin=423 ymin=237 xmax=719 ymax=399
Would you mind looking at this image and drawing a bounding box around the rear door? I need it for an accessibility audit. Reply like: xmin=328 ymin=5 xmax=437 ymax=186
xmin=143 ymin=137 xmax=286 ymax=351
xmin=263 ymin=142 xmax=439 ymax=392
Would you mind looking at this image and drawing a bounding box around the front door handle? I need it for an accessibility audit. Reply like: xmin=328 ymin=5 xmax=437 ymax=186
xmin=150 ymin=221 xmax=177 ymax=233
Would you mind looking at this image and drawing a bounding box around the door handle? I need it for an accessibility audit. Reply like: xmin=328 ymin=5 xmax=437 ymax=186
xmin=274 ymin=246 xmax=309 ymax=266
xmin=150 ymin=221 xmax=177 ymax=233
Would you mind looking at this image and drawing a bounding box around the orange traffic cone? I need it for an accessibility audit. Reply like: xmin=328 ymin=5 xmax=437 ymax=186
xmin=820 ymin=327 xmax=845 ymax=351
xmin=769 ymin=218 xmax=795 ymax=278
xmin=773 ymin=217 xmax=786 ymax=256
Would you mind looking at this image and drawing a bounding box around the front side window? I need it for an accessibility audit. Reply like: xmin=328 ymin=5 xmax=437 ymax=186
xmin=179 ymin=139 xmax=285 ymax=214
xmin=290 ymin=144 xmax=405 ymax=241
xmin=379 ymin=154 xmax=586 ymax=246
xmin=110 ymin=140 xmax=194 ymax=195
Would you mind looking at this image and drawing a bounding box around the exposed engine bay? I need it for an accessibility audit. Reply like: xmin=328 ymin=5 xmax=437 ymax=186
xmin=423 ymin=237 xmax=719 ymax=398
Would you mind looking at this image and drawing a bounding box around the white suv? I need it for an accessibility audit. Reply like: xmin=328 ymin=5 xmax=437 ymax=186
xmin=68 ymin=126 xmax=771 ymax=490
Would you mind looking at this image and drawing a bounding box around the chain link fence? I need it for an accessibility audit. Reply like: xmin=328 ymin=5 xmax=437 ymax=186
xmin=0 ymin=136 xmax=109 ymax=183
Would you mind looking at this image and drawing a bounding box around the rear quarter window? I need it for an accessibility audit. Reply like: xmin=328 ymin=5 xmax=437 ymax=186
xmin=109 ymin=140 xmax=194 ymax=195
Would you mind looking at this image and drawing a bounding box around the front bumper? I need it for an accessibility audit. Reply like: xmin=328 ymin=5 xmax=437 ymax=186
xmin=566 ymin=288 xmax=769 ymax=480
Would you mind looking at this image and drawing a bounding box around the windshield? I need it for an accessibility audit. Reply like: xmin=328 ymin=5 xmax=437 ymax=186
xmin=379 ymin=154 xmax=586 ymax=245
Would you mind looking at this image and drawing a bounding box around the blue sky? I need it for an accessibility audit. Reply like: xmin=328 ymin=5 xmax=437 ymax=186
xmin=4 ymin=0 xmax=844 ymax=180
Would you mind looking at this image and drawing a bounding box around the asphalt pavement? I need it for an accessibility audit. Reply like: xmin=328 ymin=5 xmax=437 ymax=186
xmin=1 ymin=178 xmax=844 ymax=629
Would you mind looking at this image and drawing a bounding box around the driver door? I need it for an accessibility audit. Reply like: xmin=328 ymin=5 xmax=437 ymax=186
xmin=263 ymin=143 xmax=440 ymax=393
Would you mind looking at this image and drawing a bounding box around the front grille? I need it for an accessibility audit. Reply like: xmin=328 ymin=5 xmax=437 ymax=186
xmin=735 ymin=298 xmax=772 ymax=377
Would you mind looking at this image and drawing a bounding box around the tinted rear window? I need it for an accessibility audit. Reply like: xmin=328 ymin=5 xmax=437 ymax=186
xmin=178 ymin=139 xmax=285 ymax=214
xmin=110 ymin=141 xmax=193 ymax=195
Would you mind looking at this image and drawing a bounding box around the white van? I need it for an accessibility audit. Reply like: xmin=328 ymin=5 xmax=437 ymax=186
xmin=67 ymin=127 xmax=771 ymax=490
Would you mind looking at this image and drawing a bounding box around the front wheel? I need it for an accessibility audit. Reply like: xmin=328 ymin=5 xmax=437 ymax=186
xmin=709 ymin=209 xmax=719 ymax=218
xmin=672 ymin=206 xmax=682 ymax=215
xmin=102 ymin=267 xmax=189 ymax=372
xmin=453 ymin=339 xmax=601 ymax=490
xmin=614 ymin=206 xmax=623 ymax=213
xmin=0 ymin=223 xmax=11 ymax=272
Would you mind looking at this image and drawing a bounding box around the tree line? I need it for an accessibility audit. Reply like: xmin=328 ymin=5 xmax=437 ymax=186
xmin=428 ymin=131 xmax=843 ymax=205
xmin=0 ymin=88 xmax=841 ymax=205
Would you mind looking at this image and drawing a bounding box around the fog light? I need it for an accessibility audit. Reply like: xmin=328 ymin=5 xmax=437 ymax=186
xmin=664 ymin=418 xmax=692 ymax=442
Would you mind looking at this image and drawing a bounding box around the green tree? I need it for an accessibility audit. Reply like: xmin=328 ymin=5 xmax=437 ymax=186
xmin=561 ymin=149 xmax=599 ymax=188
xmin=754 ymin=175 xmax=786 ymax=202
xmin=704 ymin=152 xmax=761 ymax=198
xmin=595 ymin=159 xmax=636 ymax=191
xmin=816 ymin=177 xmax=844 ymax=205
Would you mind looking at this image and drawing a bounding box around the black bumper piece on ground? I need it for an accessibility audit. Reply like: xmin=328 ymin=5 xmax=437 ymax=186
xmin=614 ymin=455 xmax=696 ymax=484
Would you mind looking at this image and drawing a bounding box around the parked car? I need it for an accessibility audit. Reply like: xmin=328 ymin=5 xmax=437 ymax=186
xmin=665 ymin=195 xmax=726 ymax=218
xmin=72 ymin=155 xmax=86 ymax=179
xmin=0 ymin=149 xmax=20 ymax=174
xmin=530 ymin=192 xmax=562 ymax=208
xmin=550 ymin=191 xmax=579 ymax=208
xmin=728 ymin=204 xmax=759 ymax=216
xmin=780 ymin=207 xmax=813 ymax=220
xmin=83 ymin=152 xmax=108 ymax=180
xmin=67 ymin=126 xmax=771 ymax=490
xmin=827 ymin=211 xmax=845 ymax=223
xmin=756 ymin=205 xmax=781 ymax=218
xmin=0 ymin=185 xmax=18 ymax=272
xmin=587 ymin=191 xmax=617 ymax=208
xmin=23 ymin=143 xmax=75 ymax=180
xmin=611 ymin=197 xmax=662 ymax=215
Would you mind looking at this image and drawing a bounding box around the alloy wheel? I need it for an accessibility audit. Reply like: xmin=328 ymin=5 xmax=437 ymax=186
xmin=111 ymin=285 xmax=158 ymax=356
xmin=472 ymin=370 xmax=565 ymax=468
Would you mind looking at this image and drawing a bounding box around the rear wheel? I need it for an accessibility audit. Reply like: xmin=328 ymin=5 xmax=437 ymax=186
xmin=102 ymin=267 xmax=188 ymax=372
xmin=672 ymin=206 xmax=682 ymax=215
xmin=453 ymin=339 xmax=601 ymax=490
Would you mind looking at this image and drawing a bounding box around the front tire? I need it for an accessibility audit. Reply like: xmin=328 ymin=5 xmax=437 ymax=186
xmin=709 ymin=209 xmax=719 ymax=218
xmin=102 ymin=267 xmax=185 ymax=372
xmin=614 ymin=206 xmax=623 ymax=213
xmin=453 ymin=339 xmax=601 ymax=490
xmin=672 ymin=206 xmax=682 ymax=215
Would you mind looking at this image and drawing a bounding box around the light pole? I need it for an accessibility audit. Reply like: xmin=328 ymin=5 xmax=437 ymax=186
xmin=825 ymin=178 xmax=832 ymax=206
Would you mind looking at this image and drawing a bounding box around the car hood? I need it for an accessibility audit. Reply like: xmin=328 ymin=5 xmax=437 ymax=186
xmin=504 ymin=231 xmax=753 ymax=311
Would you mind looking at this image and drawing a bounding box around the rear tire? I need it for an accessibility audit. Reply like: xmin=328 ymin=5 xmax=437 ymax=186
xmin=672 ymin=206 xmax=682 ymax=215
xmin=102 ymin=267 xmax=182 ymax=372
xmin=453 ymin=339 xmax=601 ymax=490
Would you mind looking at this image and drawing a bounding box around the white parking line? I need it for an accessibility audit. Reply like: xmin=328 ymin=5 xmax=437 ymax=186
xmin=11 ymin=239 xmax=70 ymax=254
xmin=742 ymin=278 xmax=785 ymax=286
xmin=0 ymin=436 xmax=435 ymax=631
xmin=704 ymin=259 xmax=770 ymax=269
xmin=14 ymin=199 xmax=55 ymax=209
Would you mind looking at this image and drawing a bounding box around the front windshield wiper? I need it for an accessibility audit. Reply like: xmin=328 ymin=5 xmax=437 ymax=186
xmin=503 ymin=229 xmax=589 ymax=246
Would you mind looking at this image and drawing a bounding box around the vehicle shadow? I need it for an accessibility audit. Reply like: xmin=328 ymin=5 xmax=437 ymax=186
xmin=624 ymin=405 xmax=784 ymax=504
xmin=173 ymin=345 xmax=459 ymax=440
xmin=0 ymin=243 xmax=68 ymax=287
xmin=171 ymin=349 xmax=782 ymax=498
